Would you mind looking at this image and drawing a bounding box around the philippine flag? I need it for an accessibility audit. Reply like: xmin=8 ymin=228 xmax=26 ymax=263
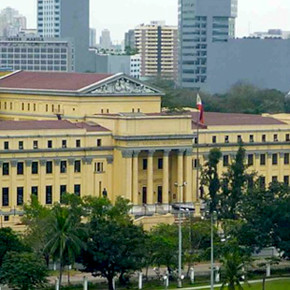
xmin=196 ymin=94 xmax=204 ymax=124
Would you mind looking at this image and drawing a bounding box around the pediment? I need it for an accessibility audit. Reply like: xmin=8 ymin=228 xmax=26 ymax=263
xmin=82 ymin=74 xmax=162 ymax=96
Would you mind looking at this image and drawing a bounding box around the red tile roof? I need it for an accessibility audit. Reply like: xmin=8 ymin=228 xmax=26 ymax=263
xmin=0 ymin=71 xmax=112 ymax=91
xmin=191 ymin=112 xmax=286 ymax=128
xmin=0 ymin=120 xmax=110 ymax=132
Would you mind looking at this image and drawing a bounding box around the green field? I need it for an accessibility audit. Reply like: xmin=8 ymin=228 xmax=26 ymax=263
xmin=211 ymin=279 xmax=290 ymax=290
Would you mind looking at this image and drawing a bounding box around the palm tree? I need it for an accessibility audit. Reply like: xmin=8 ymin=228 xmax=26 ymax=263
xmin=45 ymin=204 xmax=84 ymax=286
xmin=220 ymin=249 xmax=249 ymax=290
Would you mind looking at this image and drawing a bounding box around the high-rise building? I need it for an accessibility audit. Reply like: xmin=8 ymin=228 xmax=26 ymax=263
xmin=99 ymin=29 xmax=112 ymax=50
xmin=178 ymin=0 xmax=238 ymax=89
xmin=90 ymin=28 xmax=97 ymax=47
xmin=37 ymin=0 xmax=92 ymax=72
xmin=135 ymin=21 xmax=178 ymax=80
xmin=124 ymin=29 xmax=135 ymax=49
xmin=0 ymin=36 xmax=74 ymax=72
xmin=0 ymin=7 xmax=27 ymax=37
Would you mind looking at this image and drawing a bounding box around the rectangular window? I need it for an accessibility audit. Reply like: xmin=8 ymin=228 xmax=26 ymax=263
xmin=60 ymin=161 xmax=67 ymax=173
xmin=60 ymin=185 xmax=67 ymax=203
xmin=225 ymin=135 xmax=229 ymax=143
xmin=284 ymin=153 xmax=289 ymax=165
xmin=4 ymin=216 xmax=9 ymax=222
xmin=33 ymin=140 xmax=38 ymax=149
xmin=46 ymin=161 xmax=53 ymax=174
xmin=262 ymin=134 xmax=266 ymax=142
xmin=284 ymin=176 xmax=289 ymax=186
xmin=31 ymin=162 xmax=38 ymax=174
xmin=142 ymin=159 xmax=148 ymax=170
xmin=3 ymin=162 xmax=9 ymax=175
xmin=17 ymin=162 xmax=24 ymax=175
xmin=248 ymin=154 xmax=254 ymax=166
xmin=31 ymin=186 xmax=38 ymax=197
xmin=74 ymin=184 xmax=81 ymax=196
xmin=158 ymin=158 xmax=163 ymax=170
xmin=97 ymin=139 xmax=102 ymax=147
xmin=249 ymin=135 xmax=254 ymax=143
xmin=274 ymin=134 xmax=278 ymax=142
xmin=62 ymin=140 xmax=67 ymax=148
xmin=2 ymin=188 xmax=9 ymax=206
xmin=4 ymin=141 xmax=9 ymax=150
xmin=260 ymin=154 xmax=266 ymax=165
xmin=76 ymin=139 xmax=81 ymax=148
xmin=212 ymin=136 xmax=216 ymax=143
xmin=46 ymin=186 xmax=52 ymax=205
xmin=259 ymin=176 xmax=266 ymax=189
xmin=47 ymin=140 xmax=52 ymax=148
xmin=74 ymin=160 xmax=81 ymax=173
xmin=95 ymin=162 xmax=103 ymax=173
xmin=286 ymin=134 xmax=290 ymax=142
xmin=237 ymin=135 xmax=242 ymax=143
xmin=223 ymin=155 xmax=229 ymax=167
xmin=272 ymin=176 xmax=278 ymax=183
xmin=17 ymin=187 xmax=24 ymax=206
xmin=272 ymin=154 xmax=278 ymax=165
xmin=18 ymin=141 xmax=24 ymax=150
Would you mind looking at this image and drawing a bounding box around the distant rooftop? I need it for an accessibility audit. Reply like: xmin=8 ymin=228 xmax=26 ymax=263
xmin=0 ymin=71 xmax=113 ymax=92
xmin=0 ymin=120 xmax=109 ymax=132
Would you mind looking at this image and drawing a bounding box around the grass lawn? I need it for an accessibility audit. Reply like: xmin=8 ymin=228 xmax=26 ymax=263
xmin=211 ymin=279 xmax=290 ymax=290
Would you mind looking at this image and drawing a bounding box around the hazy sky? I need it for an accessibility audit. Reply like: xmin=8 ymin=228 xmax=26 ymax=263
xmin=0 ymin=0 xmax=289 ymax=43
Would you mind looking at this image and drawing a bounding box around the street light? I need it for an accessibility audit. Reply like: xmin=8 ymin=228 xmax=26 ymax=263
xmin=210 ymin=210 xmax=217 ymax=290
xmin=174 ymin=181 xmax=187 ymax=288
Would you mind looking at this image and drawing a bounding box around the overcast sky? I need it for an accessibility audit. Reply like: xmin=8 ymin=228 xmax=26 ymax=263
xmin=0 ymin=0 xmax=289 ymax=43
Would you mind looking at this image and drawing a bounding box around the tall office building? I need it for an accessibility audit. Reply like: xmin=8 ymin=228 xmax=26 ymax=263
xmin=178 ymin=0 xmax=238 ymax=89
xmin=89 ymin=28 xmax=97 ymax=47
xmin=37 ymin=0 xmax=92 ymax=72
xmin=135 ymin=21 xmax=178 ymax=80
xmin=0 ymin=7 xmax=27 ymax=37
xmin=124 ymin=29 xmax=135 ymax=49
xmin=99 ymin=29 xmax=112 ymax=50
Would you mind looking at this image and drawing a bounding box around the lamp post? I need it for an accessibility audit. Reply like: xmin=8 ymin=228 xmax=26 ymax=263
xmin=210 ymin=210 xmax=217 ymax=290
xmin=174 ymin=182 xmax=187 ymax=288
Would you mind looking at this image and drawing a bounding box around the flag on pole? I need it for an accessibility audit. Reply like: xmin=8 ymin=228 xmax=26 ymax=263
xmin=196 ymin=94 xmax=204 ymax=124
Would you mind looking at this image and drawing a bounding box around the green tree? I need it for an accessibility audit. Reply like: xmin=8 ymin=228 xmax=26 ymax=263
xmin=45 ymin=202 xmax=84 ymax=286
xmin=22 ymin=195 xmax=51 ymax=266
xmin=0 ymin=227 xmax=27 ymax=267
xmin=80 ymin=197 xmax=146 ymax=290
xmin=220 ymin=241 xmax=251 ymax=290
xmin=201 ymin=148 xmax=222 ymax=213
xmin=149 ymin=224 xmax=178 ymax=275
xmin=0 ymin=251 xmax=48 ymax=290
xmin=220 ymin=145 xmax=251 ymax=220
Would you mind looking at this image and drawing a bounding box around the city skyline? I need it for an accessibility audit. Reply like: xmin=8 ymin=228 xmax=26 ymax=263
xmin=0 ymin=0 xmax=289 ymax=42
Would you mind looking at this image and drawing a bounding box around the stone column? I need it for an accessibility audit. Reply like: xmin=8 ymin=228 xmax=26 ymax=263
xmin=39 ymin=159 xmax=46 ymax=205
xmin=177 ymin=149 xmax=184 ymax=202
xmin=68 ymin=158 xmax=75 ymax=193
xmin=184 ymin=149 xmax=193 ymax=203
xmin=25 ymin=160 xmax=32 ymax=203
xmin=54 ymin=159 xmax=61 ymax=202
xmin=10 ymin=160 xmax=17 ymax=208
xmin=132 ymin=151 xmax=140 ymax=205
xmin=162 ymin=150 xmax=170 ymax=205
xmin=122 ymin=150 xmax=133 ymax=202
xmin=147 ymin=150 xmax=154 ymax=205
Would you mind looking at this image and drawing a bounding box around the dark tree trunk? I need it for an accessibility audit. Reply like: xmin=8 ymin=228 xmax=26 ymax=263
xmin=108 ymin=276 xmax=115 ymax=290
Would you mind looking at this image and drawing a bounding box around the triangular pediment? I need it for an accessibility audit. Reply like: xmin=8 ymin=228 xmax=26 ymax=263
xmin=81 ymin=73 xmax=163 ymax=96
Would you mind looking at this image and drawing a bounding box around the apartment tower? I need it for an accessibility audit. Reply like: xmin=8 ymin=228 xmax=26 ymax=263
xmin=135 ymin=21 xmax=178 ymax=80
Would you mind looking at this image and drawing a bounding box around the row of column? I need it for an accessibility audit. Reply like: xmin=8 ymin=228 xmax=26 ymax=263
xmin=123 ymin=148 xmax=193 ymax=205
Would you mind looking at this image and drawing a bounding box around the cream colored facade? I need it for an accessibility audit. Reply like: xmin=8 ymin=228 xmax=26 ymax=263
xmin=135 ymin=22 xmax=178 ymax=80
xmin=0 ymin=71 xmax=289 ymax=229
